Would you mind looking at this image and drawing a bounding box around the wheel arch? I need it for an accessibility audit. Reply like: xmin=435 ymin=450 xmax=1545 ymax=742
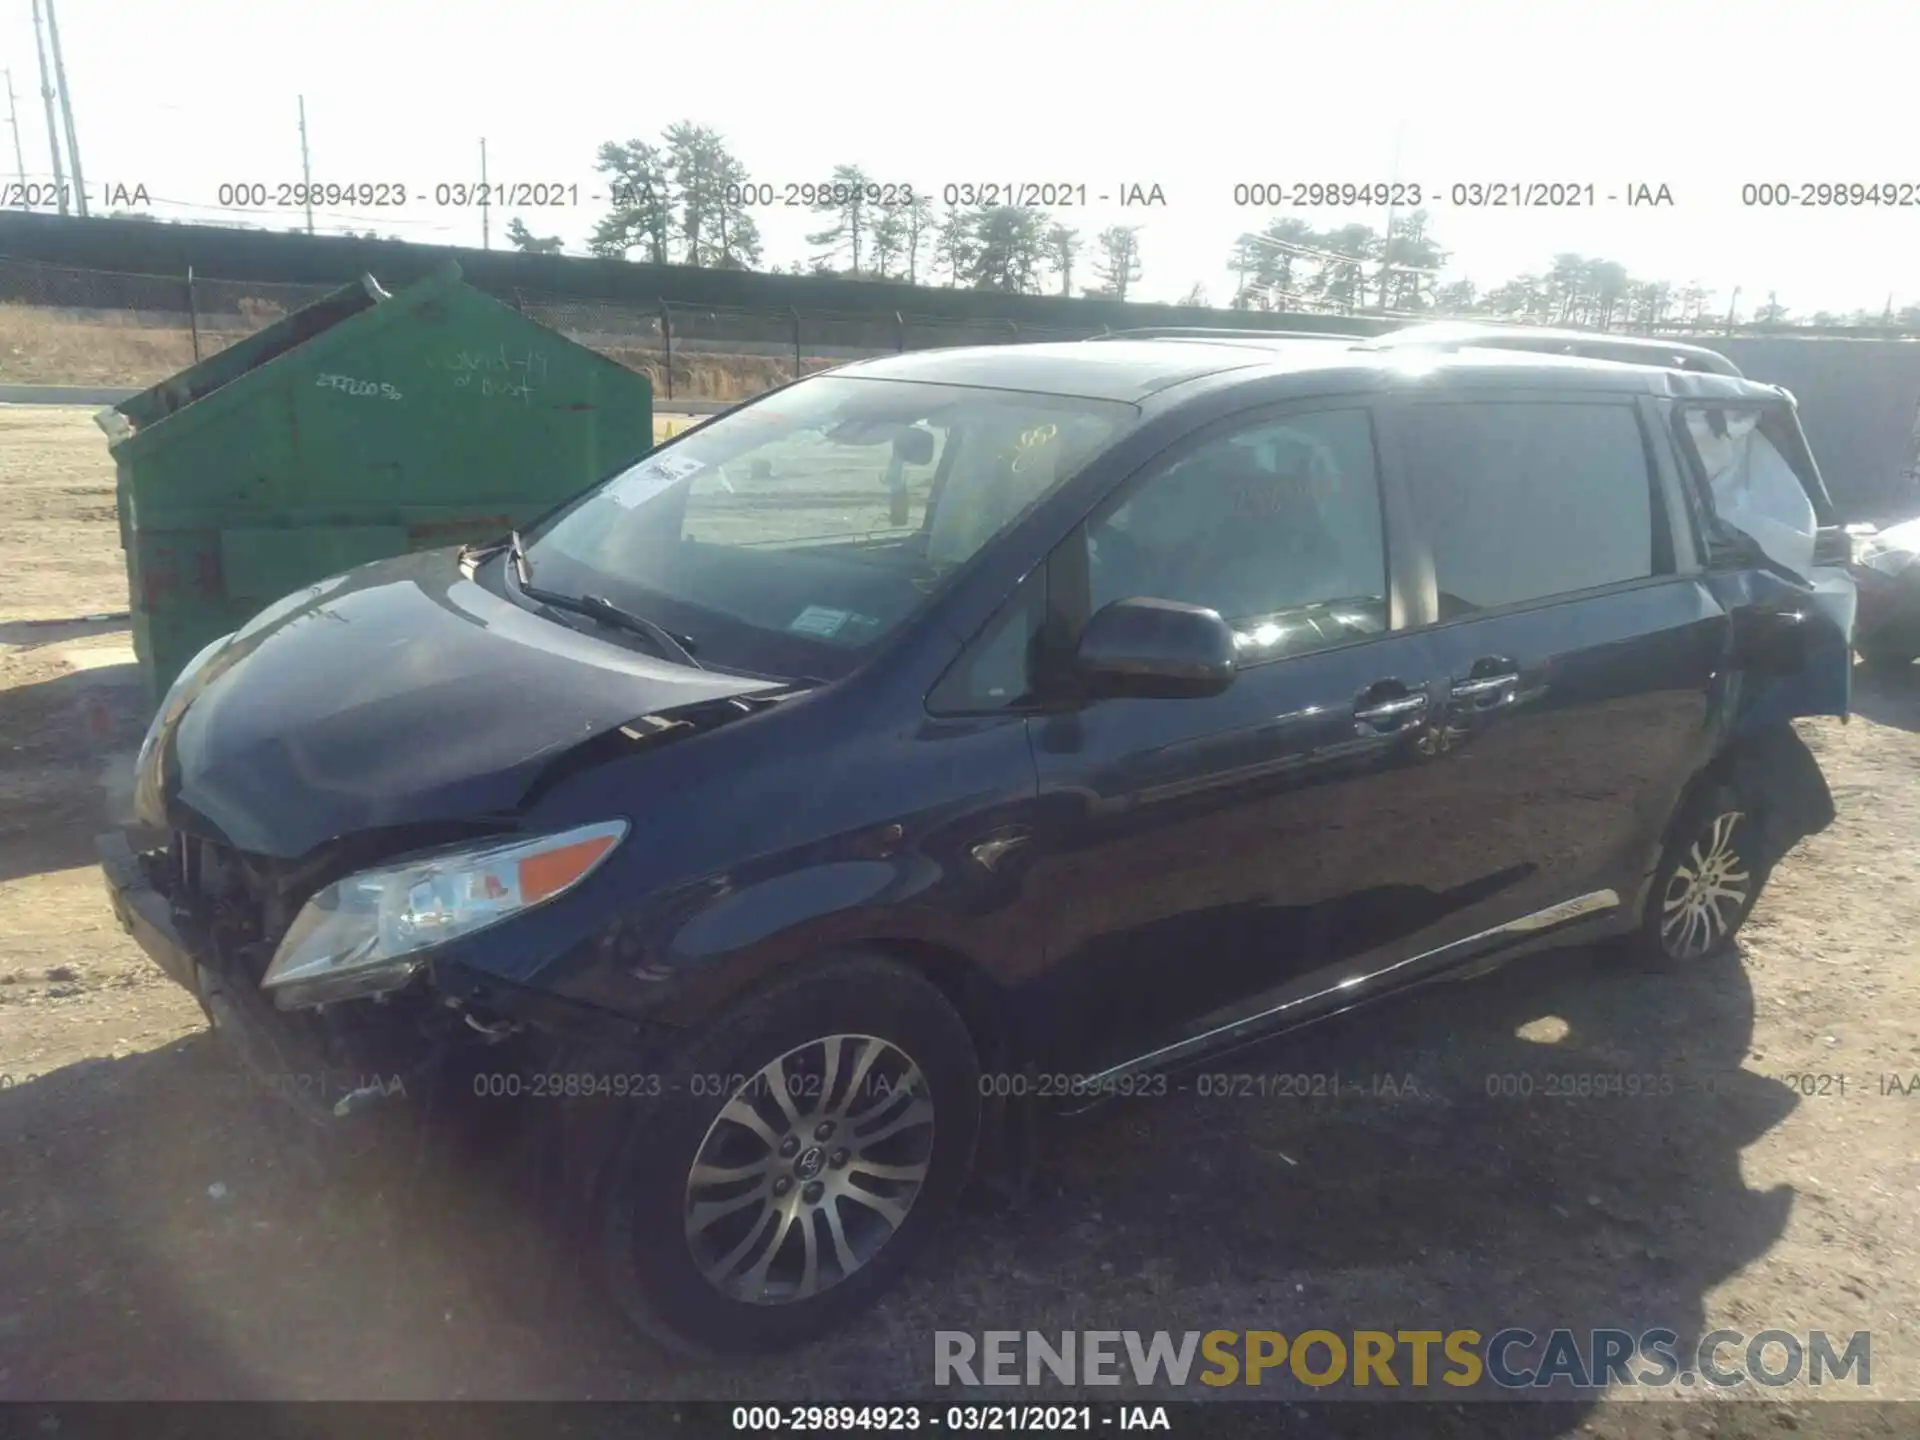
xmin=1630 ymin=721 xmax=1834 ymax=924
xmin=856 ymin=936 xmax=1020 ymax=1078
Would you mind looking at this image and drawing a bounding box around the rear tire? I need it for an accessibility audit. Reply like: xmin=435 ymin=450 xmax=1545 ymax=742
xmin=589 ymin=953 xmax=981 ymax=1356
xmin=1630 ymin=786 xmax=1769 ymax=967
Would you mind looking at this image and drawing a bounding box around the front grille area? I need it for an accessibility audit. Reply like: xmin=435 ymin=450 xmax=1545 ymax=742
xmin=161 ymin=829 xmax=469 ymax=1088
xmin=169 ymin=831 xmax=289 ymax=981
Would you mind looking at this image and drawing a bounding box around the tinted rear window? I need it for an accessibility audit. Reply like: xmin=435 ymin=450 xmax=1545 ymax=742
xmin=1399 ymin=402 xmax=1655 ymax=616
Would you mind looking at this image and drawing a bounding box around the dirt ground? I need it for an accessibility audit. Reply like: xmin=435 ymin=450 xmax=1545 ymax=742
xmin=3 ymin=404 xmax=1919 ymax=1435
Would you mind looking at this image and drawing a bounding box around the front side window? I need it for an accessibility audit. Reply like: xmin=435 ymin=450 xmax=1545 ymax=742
xmin=1398 ymin=401 xmax=1655 ymax=617
xmin=928 ymin=567 xmax=1046 ymax=712
xmin=1085 ymin=408 xmax=1389 ymax=663
xmin=521 ymin=375 xmax=1134 ymax=678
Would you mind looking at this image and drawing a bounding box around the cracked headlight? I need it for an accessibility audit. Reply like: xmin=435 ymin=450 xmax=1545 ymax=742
xmin=261 ymin=819 xmax=628 ymax=1009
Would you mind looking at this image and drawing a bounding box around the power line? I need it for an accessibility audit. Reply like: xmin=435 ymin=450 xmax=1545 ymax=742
xmin=297 ymin=95 xmax=313 ymax=234
xmin=4 ymin=70 xmax=26 ymax=204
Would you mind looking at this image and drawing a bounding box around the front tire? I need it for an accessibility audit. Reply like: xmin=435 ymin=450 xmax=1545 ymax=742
xmin=590 ymin=953 xmax=981 ymax=1355
xmin=1633 ymin=787 xmax=1768 ymax=966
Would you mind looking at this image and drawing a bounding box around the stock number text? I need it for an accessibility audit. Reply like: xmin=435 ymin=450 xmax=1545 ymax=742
xmin=1742 ymin=182 xmax=1920 ymax=207
xmin=724 ymin=181 xmax=920 ymax=208
xmin=1233 ymin=181 xmax=1421 ymax=207
xmin=978 ymin=1072 xmax=1167 ymax=1100
xmin=217 ymin=182 xmax=409 ymax=209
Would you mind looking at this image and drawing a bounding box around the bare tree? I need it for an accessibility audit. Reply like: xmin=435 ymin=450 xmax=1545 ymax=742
xmin=1092 ymin=225 xmax=1143 ymax=301
xmin=902 ymin=193 xmax=936 ymax=285
xmin=806 ymin=164 xmax=874 ymax=275
xmin=1045 ymin=224 xmax=1081 ymax=297
xmin=934 ymin=204 xmax=976 ymax=287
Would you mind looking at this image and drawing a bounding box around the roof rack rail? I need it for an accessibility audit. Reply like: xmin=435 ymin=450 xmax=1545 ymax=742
xmin=1087 ymin=326 xmax=1367 ymax=343
xmin=1360 ymin=323 xmax=1743 ymax=377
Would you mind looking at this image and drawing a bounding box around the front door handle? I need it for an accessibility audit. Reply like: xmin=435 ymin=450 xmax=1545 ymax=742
xmin=1353 ymin=689 xmax=1429 ymax=735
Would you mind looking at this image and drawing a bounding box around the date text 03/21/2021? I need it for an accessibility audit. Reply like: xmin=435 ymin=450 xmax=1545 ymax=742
xmin=727 ymin=1404 xmax=1170 ymax=1432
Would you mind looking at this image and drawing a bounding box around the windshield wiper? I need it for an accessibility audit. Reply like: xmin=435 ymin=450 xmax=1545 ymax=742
xmin=504 ymin=530 xmax=705 ymax=670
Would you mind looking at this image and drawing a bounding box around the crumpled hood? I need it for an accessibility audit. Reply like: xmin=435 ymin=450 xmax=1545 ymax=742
xmin=147 ymin=548 xmax=781 ymax=858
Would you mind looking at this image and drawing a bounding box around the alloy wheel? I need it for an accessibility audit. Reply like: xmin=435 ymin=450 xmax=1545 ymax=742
xmin=683 ymin=1033 xmax=935 ymax=1305
xmin=1659 ymin=810 xmax=1752 ymax=960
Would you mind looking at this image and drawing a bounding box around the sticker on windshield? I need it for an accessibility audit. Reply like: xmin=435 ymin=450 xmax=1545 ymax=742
xmin=649 ymin=453 xmax=707 ymax=481
xmin=789 ymin=605 xmax=852 ymax=638
xmin=606 ymin=452 xmax=707 ymax=508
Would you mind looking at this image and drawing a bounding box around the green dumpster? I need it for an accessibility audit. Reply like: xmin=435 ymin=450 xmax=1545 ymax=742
xmin=96 ymin=260 xmax=654 ymax=700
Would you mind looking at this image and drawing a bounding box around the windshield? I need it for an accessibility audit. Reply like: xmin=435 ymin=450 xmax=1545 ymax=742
xmin=521 ymin=375 xmax=1135 ymax=678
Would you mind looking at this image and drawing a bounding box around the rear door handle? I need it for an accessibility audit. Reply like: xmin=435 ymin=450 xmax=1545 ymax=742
xmin=1450 ymin=657 xmax=1521 ymax=711
xmin=1451 ymin=672 xmax=1520 ymax=698
xmin=1353 ymin=687 xmax=1429 ymax=735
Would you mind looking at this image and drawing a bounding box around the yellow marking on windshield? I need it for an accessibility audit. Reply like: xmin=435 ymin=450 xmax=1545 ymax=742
xmin=1011 ymin=423 xmax=1061 ymax=474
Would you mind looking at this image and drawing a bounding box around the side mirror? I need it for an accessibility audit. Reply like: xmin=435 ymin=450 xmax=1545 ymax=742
xmin=894 ymin=426 xmax=936 ymax=467
xmin=1073 ymin=597 xmax=1238 ymax=700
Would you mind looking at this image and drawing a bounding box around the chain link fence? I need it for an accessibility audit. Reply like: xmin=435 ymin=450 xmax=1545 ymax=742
xmin=0 ymin=255 xmax=1113 ymax=403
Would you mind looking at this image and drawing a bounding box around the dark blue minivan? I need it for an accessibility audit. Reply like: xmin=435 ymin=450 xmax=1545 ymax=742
xmin=100 ymin=335 xmax=1850 ymax=1353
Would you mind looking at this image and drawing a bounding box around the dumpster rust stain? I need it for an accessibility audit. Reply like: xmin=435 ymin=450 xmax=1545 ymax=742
xmin=138 ymin=535 xmax=224 ymax=606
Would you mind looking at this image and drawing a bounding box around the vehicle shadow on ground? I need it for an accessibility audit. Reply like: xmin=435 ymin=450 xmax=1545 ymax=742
xmin=0 ymin=652 xmax=147 ymax=885
xmin=0 ymin=931 xmax=1793 ymax=1433
xmin=984 ymin=941 xmax=1794 ymax=1419
xmin=1849 ymin=658 xmax=1920 ymax=733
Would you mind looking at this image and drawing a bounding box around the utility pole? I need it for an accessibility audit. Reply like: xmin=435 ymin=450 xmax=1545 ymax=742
xmin=4 ymin=72 xmax=27 ymax=206
xmin=29 ymin=0 xmax=66 ymax=215
xmin=1724 ymin=286 xmax=1741 ymax=335
xmin=1378 ymin=117 xmax=1406 ymax=312
xmin=297 ymin=95 xmax=314 ymax=233
xmin=42 ymin=0 xmax=85 ymax=215
xmin=479 ymin=136 xmax=490 ymax=249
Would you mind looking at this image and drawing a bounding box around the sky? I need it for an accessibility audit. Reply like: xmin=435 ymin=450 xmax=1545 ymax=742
xmin=4 ymin=0 xmax=1916 ymax=318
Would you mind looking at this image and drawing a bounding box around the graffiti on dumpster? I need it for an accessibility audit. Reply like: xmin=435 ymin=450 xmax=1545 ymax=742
xmin=431 ymin=345 xmax=549 ymax=405
xmin=315 ymin=373 xmax=403 ymax=400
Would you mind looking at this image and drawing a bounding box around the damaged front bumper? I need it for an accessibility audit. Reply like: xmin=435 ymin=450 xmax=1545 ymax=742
xmin=97 ymin=829 xmax=665 ymax=1140
xmin=98 ymin=830 xmax=462 ymax=1127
